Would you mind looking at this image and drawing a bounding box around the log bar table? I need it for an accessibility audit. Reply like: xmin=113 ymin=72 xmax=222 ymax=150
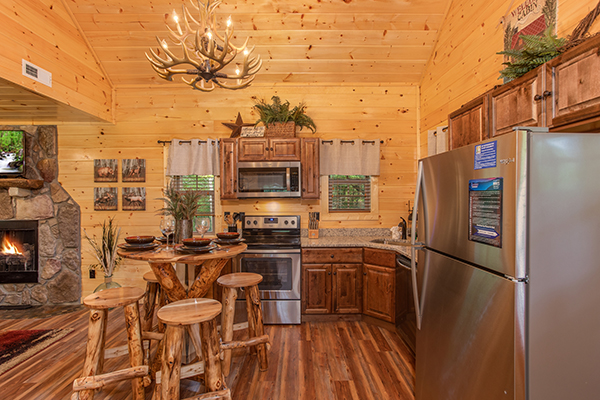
xmin=118 ymin=243 xmax=247 ymax=367
xmin=117 ymin=243 xmax=247 ymax=303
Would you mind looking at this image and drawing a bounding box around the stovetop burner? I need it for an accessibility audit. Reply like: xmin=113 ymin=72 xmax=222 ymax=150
xmin=242 ymin=215 xmax=301 ymax=249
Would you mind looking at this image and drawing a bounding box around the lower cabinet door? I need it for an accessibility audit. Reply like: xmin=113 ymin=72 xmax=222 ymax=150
xmin=332 ymin=263 xmax=362 ymax=314
xmin=363 ymin=263 xmax=395 ymax=322
xmin=302 ymin=264 xmax=331 ymax=314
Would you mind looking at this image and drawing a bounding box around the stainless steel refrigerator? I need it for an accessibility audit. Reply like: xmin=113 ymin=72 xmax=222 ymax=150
xmin=410 ymin=128 xmax=600 ymax=400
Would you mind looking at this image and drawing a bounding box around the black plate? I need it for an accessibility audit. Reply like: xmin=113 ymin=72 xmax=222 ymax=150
xmin=175 ymin=244 xmax=217 ymax=254
xmin=213 ymin=238 xmax=246 ymax=245
xmin=118 ymin=242 xmax=159 ymax=251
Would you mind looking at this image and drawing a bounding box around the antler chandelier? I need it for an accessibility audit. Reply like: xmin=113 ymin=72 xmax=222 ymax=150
xmin=146 ymin=0 xmax=262 ymax=92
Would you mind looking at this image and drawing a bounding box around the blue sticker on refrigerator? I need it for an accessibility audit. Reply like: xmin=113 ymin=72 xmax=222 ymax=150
xmin=468 ymin=178 xmax=502 ymax=248
xmin=473 ymin=141 xmax=497 ymax=170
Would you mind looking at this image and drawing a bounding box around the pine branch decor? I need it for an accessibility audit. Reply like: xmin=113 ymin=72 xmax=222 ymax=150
xmin=497 ymin=26 xmax=566 ymax=81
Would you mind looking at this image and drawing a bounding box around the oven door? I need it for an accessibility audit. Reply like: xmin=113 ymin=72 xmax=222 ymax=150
xmin=233 ymin=249 xmax=301 ymax=300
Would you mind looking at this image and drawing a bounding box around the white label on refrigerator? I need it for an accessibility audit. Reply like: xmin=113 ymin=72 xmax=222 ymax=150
xmin=474 ymin=141 xmax=497 ymax=170
xmin=468 ymin=178 xmax=502 ymax=248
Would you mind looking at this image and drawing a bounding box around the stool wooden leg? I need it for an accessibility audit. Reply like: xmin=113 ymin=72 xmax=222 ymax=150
xmin=158 ymin=288 xmax=167 ymax=333
xmin=124 ymin=301 xmax=146 ymax=399
xmin=246 ymin=285 xmax=268 ymax=371
xmin=221 ymin=286 xmax=237 ymax=376
xmin=161 ymin=325 xmax=184 ymax=400
xmin=80 ymin=308 xmax=108 ymax=400
xmin=244 ymin=291 xmax=257 ymax=355
xmin=143 ymin=281 xmax=158 ymax=332
xmin=200 ymin=319 xmax=226 ymax=392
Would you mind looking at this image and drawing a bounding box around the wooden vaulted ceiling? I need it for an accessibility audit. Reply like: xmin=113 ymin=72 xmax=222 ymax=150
xmin=67 ymin=0 xmax=450 ymax=87
xmin=1 ymin=0 xmax=452 ymax=122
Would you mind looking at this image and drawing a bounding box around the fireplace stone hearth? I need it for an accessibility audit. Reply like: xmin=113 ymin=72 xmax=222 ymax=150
xmin=0 ymin=125 xmax=81 ymax=306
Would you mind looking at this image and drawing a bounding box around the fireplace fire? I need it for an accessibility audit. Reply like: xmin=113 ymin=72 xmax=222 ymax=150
xmin=0 ymin=220 xmax=38 ymax=284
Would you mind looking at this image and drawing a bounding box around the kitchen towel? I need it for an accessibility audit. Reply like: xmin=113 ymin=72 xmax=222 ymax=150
xmin=166 ymin=139 xmax=220 ymax=176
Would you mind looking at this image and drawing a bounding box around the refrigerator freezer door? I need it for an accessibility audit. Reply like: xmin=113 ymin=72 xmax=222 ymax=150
xmin=418 ymin=131 xmax=524 ymax=277
xmin=528 ymin=133 xmax=600 ymax=399
xmin=416 ymin=249 xmax=519 ymax=400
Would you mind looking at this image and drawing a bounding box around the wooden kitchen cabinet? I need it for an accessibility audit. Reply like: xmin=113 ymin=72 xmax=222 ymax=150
xmin=302 ymin=248 xmax=363 ymax=315
xmin=238 ymin=138 xmax=301 ymax=161
xmin=363 ymin=248 xmax=408 ymax=324
xmin=301 ymin=138 xmax=319 ymax=199
xmin=219 ymin=138 xmax=237 ymax=199
xmin=490 ymin=66 xmax=549 ymax=137
xmin=548 ymin=36 xmax=600 ymax=130
xmin=448 ymin=92 xmax=490 ymax=149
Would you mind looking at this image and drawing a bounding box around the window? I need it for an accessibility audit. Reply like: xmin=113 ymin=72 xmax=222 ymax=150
xmin=328 ymin=175 xmax=371 ymax=212
xmin=170 ymin=175 xmax=215 ymax=232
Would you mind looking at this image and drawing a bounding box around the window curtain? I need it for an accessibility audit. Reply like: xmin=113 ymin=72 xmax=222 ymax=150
xmin=319 ymin=139 xmax=380 ymax=176
xmin=166 ymin=139 xmax=220 ymax=176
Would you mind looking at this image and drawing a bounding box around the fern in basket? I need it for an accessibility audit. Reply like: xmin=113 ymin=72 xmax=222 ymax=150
xmin=497 ymin=26 xmax=566 ymax=81
xmin=253 ymin=96 xmax=316 ymax=133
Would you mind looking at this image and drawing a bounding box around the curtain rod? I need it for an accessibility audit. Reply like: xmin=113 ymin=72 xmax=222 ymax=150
xmin=321 ymin=140 xmax=384 ymax=144
xmin=158 ymin=140 xmax=215 ymax=145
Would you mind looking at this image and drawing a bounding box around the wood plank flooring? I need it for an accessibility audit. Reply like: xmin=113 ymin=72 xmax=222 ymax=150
xmin=0 ymin=306 xmax=415 ymax=400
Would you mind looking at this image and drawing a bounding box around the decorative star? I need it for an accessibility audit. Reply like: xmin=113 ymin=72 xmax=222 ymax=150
xmin=222 ymin=112 xmax=255 ymax=138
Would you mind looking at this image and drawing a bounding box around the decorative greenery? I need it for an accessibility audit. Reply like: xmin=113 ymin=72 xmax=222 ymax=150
xmin=156 ymin=182 xmax=203 ymax=220
xmin=497 ymin=26 xmax=566 ymax=81
xmin=253 ymin=96 xmax=317 ymax=133
xmin=84 ymin=217 xmax=122 ymax=277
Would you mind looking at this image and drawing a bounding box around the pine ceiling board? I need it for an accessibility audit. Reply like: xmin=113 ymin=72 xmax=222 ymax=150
xmin=95 ymin=44 xmax=433 ymax=62
xmin=73 ymin=12 xmax=444 ymax=32
xmin=66 ymin=0 xmax=449 ymax=15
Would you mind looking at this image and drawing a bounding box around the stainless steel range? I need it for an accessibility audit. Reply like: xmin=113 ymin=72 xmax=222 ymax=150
xmin=232 ymin=215 xmax=301 ymax=324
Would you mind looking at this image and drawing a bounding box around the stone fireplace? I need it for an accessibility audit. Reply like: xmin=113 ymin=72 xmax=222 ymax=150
xmin=0 ymin=125 xmax=81 ymax=306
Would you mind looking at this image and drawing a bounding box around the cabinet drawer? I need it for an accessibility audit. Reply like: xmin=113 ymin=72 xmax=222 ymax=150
xmin=302 ymin=248 xmax=362 ymax=264
xmin=363 ymin=248 xmax=396 ymax=268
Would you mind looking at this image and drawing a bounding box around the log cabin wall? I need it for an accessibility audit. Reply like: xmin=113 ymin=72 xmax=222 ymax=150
xmin=419 ymin=0 xmax=600 ymax=158
xmin=0 ymin=0 xmax=113 ymax=122
xmin=57 ymin=83 xmax=418 ymax=297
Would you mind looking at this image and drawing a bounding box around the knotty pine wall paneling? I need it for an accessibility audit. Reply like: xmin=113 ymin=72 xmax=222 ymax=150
xmin=0 ymin=0 xmax=113 ymax=122
xmin=419 ymin=0 xmax=600 ymax=158
xmin=57 ymin=83 xmax=419 ymax=298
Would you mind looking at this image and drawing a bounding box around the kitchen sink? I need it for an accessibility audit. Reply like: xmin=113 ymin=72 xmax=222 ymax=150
xmin=370 ymin=238 xmax=411 ymax=246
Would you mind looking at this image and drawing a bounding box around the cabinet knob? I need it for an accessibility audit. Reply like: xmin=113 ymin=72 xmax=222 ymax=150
xmin=534 ymin=94 xmax=543 ymax=101
xmin=543 ymin=90 xmax=552 ymax=98
xmin=333 ymin=271 xmax=337 ymax=275
xmin=330 ymin=254 xmax=334 ymax=259
xmin=363 ymin=272 xmax=367 ymax=275
xmin=328 ymin=272 xmax=331 ymax=275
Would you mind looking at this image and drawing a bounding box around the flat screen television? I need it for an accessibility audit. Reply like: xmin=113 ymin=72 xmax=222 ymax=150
xmin=0 ymin=130 xmax=25 ymax=178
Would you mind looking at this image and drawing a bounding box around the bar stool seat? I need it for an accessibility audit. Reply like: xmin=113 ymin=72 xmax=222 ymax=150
xmin=72 ymin=287 xmax=148 ymax=400
xmin=156 ymin=298 xmax=231 ymax=400
xmin=217 ymin=272 xmax=269 ymax=376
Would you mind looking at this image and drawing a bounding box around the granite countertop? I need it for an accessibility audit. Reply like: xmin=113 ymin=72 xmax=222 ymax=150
xmin=300 ymin=228 xmax=414 ymax=258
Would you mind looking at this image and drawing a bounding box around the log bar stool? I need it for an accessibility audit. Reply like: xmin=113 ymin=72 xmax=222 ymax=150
xmin=72 ymin=287 xmax=148 ymax=400
xmin=157 ymin=298 xmax=231 ymax=400
xmin=143 ymin=270 xmax=167 ymax=333
xmin=217 ymin=272 xmax=269 ymax=376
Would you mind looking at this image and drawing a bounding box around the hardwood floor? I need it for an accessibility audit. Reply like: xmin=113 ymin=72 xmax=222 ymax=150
xmin=0 ymin=306 xmax=415 ymax=399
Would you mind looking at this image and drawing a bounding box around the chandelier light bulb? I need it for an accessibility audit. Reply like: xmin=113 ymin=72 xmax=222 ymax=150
xmin=173 ymin=11 xmax=179 ymax=24
xmin=207 ymin=31 xmax=212 ymax=39
xmin=227 ymin=16 xmax=232 ymax=27
xmin=243 ymin=49 xmax=249 ymax=56
xmin=235 ymin=67 xmax=240 ymax=75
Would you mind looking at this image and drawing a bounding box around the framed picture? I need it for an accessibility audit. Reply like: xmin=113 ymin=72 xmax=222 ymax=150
xmin=94 ymin=187 xmax=118 ymax=211
xmin=122 ymin=187 xmax=146 ymax=211
xmin=94 ymin=159 xmax=118 ymax=182
xmin=122 ymin=159 xmax=146 ymax=182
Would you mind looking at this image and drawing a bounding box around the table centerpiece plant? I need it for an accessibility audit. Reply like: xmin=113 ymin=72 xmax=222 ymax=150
xmin=84 ymin=216 xmax=122 ymax=292
xmin=157 ymin=183 xmax=203 ymax=243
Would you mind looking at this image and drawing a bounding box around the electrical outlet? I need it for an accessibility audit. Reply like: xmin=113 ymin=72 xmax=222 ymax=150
xmin=89 ymin=270 xmax=96 ymax=279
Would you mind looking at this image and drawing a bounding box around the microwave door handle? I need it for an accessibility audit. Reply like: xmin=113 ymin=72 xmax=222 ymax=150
xmin=286 ymin=167 xmax=291 ymax=191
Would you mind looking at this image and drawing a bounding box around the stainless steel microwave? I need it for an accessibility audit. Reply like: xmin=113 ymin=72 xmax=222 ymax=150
xmin=237 ymin=161 xmax=301 ymax=198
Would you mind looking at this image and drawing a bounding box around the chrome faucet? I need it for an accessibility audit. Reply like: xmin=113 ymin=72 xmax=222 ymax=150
xmin=398 ymin=217 xmax=407 ymax=240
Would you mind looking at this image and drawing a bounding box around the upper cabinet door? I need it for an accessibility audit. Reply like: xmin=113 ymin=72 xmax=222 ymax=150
xmin=549 ymin=37 xmax=600 ymax=129
xmin=220 ymin=138 xmax=237 ymax=199
xmin=301 ymin=138 xmax=319 ymax=199
xmin=490 ymin=67 xmax=546 ymax=137
xmin=448 ymin=93 xmax=490 ymax=150
xmin=269 ymin=138 xmax=301 ymax=161
xmin=238 ymin=138 xmax=269 ymax=161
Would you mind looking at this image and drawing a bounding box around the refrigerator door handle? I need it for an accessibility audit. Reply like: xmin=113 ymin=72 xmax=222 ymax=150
xmin=411 ymin=161 xmax=424 ymax=330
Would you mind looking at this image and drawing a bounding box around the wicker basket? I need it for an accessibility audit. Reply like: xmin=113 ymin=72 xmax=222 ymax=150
xmin=264 ymin=121 xmax=296 ymax=137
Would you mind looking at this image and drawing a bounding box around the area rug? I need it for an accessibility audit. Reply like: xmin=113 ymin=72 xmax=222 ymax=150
xmin=0 ymin=328 xmax=74 ymax=375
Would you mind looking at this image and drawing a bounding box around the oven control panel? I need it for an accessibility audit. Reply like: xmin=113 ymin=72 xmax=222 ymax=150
xmin=243 ymin=215 xmax=300 ymax=229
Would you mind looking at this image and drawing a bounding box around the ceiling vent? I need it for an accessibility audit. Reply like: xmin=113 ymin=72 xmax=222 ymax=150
xmin=22 ymin=60 xmax=52 ymax=87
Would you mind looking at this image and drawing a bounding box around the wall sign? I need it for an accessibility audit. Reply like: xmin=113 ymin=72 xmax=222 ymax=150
xmin=468 ymin=178 xmax=503 ymax=248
